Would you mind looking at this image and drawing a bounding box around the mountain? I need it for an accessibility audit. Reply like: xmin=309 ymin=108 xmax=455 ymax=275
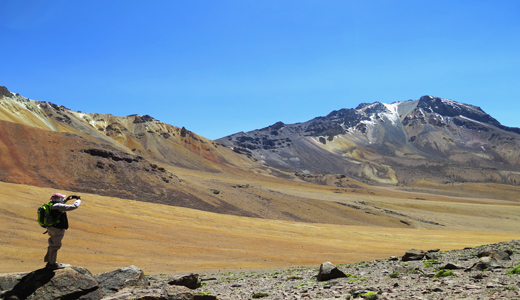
xmin=3 ymin=85 xmax=520 ymax=228
xmin=3 ymin=85 xmax=392 ymax=226
xmin=0 ymin=85 xmax=266 ymax=216
xmin=217 ymin=95 xmax=520 ymax=186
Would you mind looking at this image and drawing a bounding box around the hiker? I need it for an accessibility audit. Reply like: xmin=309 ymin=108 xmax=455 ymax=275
xmin=44 ymin=193 xmax=82 ymax=270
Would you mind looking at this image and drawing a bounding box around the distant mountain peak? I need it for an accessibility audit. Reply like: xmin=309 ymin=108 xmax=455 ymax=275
xmin=416 ymin=95 xmax=500 ymax=127
xmin=0 ymin=86 xmax=12 ymax=98
xmin=218 ymin=95 xmax=520 ymax=187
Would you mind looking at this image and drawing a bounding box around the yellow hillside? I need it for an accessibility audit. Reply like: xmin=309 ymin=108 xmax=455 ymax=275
xmin=1 ymin=181 xmax=518 ymax=275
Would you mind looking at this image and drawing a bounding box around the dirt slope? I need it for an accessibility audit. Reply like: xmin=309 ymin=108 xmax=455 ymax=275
xmin=1 ymin=181 xmax=518 ymax=275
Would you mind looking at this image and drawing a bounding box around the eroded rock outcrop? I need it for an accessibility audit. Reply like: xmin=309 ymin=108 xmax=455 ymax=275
xmin=0 ymin=266 xmax=102 ymax=300
xmin=0 ymin=265 xmax=217 ymax=300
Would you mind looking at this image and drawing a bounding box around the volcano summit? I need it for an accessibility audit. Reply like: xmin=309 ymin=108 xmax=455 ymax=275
xmin=217 ymin=95 xmax=520 ymax=187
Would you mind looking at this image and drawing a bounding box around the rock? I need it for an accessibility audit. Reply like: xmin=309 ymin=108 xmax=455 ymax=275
xmin=424 ymin=252 xmax=438 ymax=260
xmin=317 ymin=262 xmax=347 ymax=281
xmin=0 ymin=86 xmax=11 ymax=98
xmin=464 ymin=284 xmax=481 ymax=290
xmin=402 ymin=249 xmax=425 ymax=261
xmin=1 ymin=266 xmax=102 ymax=300
xmin=0 ymin=272 xmax=26 ymax=293
xmin=477 ymin=250 xmax=511 ymax=260
xmin=103 ymin=284 xmax=218 ymax=300
xmin=468 ymin=256 xmax=504 ymax=271
xmin=94 ymin=265 xmax=148 ymax=296
xmin=442 ymin=263 xmax=464 ymax=270
xmin=168 ymin=273 xmax=202 ymax=289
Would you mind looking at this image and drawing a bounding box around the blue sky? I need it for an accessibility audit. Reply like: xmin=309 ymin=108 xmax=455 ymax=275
xmin=2 ymin=1 xmax=519 ymax=140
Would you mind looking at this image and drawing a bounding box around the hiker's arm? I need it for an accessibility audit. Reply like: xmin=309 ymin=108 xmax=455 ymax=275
xmin=52 ymin=200 xmax=82 ymax=212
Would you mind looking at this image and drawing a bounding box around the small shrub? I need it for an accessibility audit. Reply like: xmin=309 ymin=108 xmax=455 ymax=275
xmin=359 ymin=278 xmax=367 ymax=281
xmin=347 ymin=279 xmax=358 ymax=283
xmin=252 ymin=292 xmax=269 ymax=298
xmin=287 ymin=276 xmax=303 ymax=280
xmin=423 ymin=262 xmax=434 ymax=268
xmin=433 ymin=269 xmax=455 ymax=279
xmin=386 ymin=272 xmax=399 ymax=279
xmin=507 ymin=265 xmax=520 ymax=275
xmin=361 ymin=291 xmax=378 ymax=300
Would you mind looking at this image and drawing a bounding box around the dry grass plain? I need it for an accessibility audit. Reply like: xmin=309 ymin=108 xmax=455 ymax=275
xmin=1 ymin=171 xmax=519 ymax=276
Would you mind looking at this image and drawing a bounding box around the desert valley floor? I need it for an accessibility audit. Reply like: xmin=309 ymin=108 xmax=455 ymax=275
xmin=1 ymin=168 xmax=519 ymax=275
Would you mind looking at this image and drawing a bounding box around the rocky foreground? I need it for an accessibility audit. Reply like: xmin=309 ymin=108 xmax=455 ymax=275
xmin=1 ymin=239 xmax=519 ymax=300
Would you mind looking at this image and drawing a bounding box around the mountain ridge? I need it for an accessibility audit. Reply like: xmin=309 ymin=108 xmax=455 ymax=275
xmin=217 ymin=95 xmax=520 ymax=186
xmin=2 ymin=85 xmax=520 ymax=225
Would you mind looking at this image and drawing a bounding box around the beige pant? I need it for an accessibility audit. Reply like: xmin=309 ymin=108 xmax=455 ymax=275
xmin=44 ymin=227 xmax=65 ymax=265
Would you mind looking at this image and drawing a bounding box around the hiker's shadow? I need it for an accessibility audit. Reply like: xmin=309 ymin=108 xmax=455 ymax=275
xmin=2 ymin=268 xmax=55 ymax=300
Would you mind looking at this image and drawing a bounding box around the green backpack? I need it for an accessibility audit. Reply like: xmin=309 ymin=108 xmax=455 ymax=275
xmin=37 ymin=202 xmax=62 ymax=228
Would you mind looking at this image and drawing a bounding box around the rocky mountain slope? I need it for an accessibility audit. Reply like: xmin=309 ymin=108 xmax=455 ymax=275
xmin=217 ymin=96 xmax=520 ymax=186
xmin=191 ymin=239 xmax=520 ymax=300
xmin=0 ymin=85 xmax=267 ymax=216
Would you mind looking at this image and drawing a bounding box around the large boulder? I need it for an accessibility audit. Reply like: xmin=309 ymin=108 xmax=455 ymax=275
xmin=94 ymin=265 xmax=148 ymax=296
xmin=317 ymin=262 xmax=347 ymax=281
xmin=1 ymin=266 xmax=103 ymax=300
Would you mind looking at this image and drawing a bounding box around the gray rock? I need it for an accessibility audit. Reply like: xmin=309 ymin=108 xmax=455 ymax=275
xmin=102 ymin=284 xmax=218 ymax=300
xmin=402 ymin=249 xmax=425 ymax=261
xmin=477 ymin=250 xmax=511 ymax=260
xmin=1 ymin=266 xmax=102 ymax=300
xmin=317 ymin=262 xmax=347 ymax=281
xmin=443 ymin=263 xmax=464 ymax=270
xmin=94 ymin=265 xmax=148 ymax=296
xmin=0 ymin=272 xmax=26 ymax=292
xmin=168 ymin=273 xmax=201 ymax=289
xmin=468 ymin=256 xmax=504 ymax=271
xmin=425 ymin=252 xmax=438 ymax=260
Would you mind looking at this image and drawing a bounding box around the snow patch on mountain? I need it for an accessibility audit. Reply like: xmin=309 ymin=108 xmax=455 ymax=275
xmin=382 ymin=102 xmax=400 ymax=125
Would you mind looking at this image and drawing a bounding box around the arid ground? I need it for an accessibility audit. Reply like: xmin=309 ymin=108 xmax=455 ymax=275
xmin=2 ymin=168 xmax=519 ymax=275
